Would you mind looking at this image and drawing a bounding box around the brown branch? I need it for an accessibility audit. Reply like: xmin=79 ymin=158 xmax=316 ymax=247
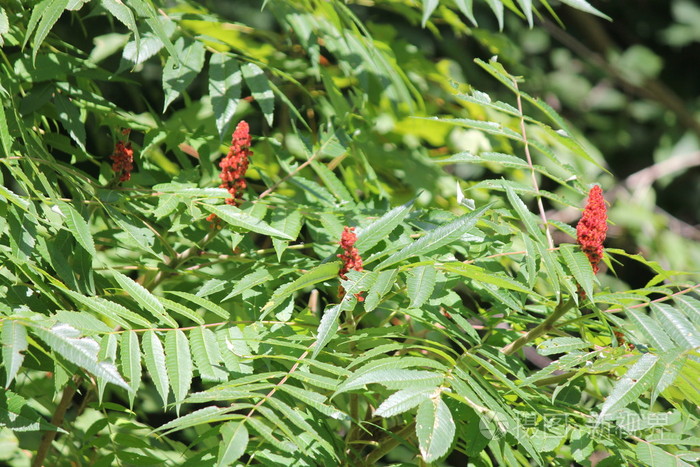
xmin=32 ymin=376 xmax=82 ymax=467
xmin=501 ymin=298 xmax=576 ymax=356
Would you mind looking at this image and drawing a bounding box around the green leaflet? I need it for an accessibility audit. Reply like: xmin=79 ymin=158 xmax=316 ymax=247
xmin=120 ymin=330 xmax=141 ymax=408
xmin=416 ymin=394 xmax=456 ymax=463
xmin=190 ymin=326 xmax=227 ymax=382
xmin=407 ymin=264 xmax=437 ymax=308
xmin=142 ymin=330 xmax=169 ymax=407
xmin=167 ymin=290 xmax=229 ymax=320
xmin=364 ymin=269 xmax=398 ymax=312
xmin=441 ymin=262 xmax=531 ymax=294
xmin=155 ymin=405 xmax=237 ymax=435
xmin=261 ymin=262 xmax=339 ymax=319
xmin=597 ymin=353 xmax=659 ymax=422
xmin=162 ymin=37 xmax=205 ymax=111
xmin=375 ymin=386 xmax=435 ymax=418
xmin=24 ymin=0 xmax=70 ymax=63
xmin=337 ymin=369 xmax=444 ymax=394
xmin=271 ymin=209 xmax=303 ymax=260
xmin=2 ymin=321 xmax=28 ymax=388
xmin=218 ymin=421 xmax=249 ymax=466
xmin=202 ymin=204 xmax=293 ymax=240
xmin=559 ymin=244 xmax=594 ymax=300
xmin=209 ymin=53 xmax=242 ymax=139
xmin=111 ymin=271 xmax=176 ymax=327
xmin=241 ymin=62 xmax=274 ymax=126
xmin=33 ymin=323 xmax=130 ymax=391
xmin=355 ymin=199 xmax=414 ymax=253
xmin=165 ymin=329 xmax=192 ymax=415
xmin=375 ymin=204 xmax=489 ymax=270
xmin=58 ymin=201 xmax=96 ymax=257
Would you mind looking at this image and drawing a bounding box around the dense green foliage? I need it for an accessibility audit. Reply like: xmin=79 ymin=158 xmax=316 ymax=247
xmin=1 ymin=0 xmax=699 ymax=465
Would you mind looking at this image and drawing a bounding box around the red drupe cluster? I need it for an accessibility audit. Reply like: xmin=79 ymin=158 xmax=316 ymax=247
xmin=338 ymin=226 xmax=363 ymax=280
xmin=111 ymin=140 xmax=134 ymax=182
xmin=576 ymin=185 xmax=608 ymax=274
xmin=218 ymin=121 xmax=253 ymax=206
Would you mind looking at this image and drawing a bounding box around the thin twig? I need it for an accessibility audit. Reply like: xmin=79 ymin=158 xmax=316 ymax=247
xmin=258 ymin=135 xmax=338 ymax=199
xmin=513 ymin=80 xmax=554 ymax=249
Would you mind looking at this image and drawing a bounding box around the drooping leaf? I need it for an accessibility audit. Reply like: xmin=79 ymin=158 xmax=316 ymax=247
xmin=190 ymin=326 xmax=227 ymax=382
xmin=209 ymin=53 xmax=242 ymax=139
xmin=25 ymin=0 xmax=70 ymax=63
xmin=271 ymin=209 xmax=303 ymax=260
xmin=416 ymin=394 xmax=456 ymax=462
xmin=241 ymin=62 xmax=274 ymax=126
xmin=165 ymin=329 xmax=192 ymax=415
xmin=33 ymin=323 xmax=130 ymax=391
xmin=54 ymin=93 xmax=86 ymax=151
xmin=560 ymin=244 xmax=594 ymax=300
xmin=2 ymin=321 xmax=28 ymax=388
xmin=162 ymin=37 xmax=206 ymax=111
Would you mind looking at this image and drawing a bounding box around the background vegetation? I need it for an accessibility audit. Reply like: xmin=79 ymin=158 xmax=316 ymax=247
xmin=1 ymin=0 xmax=699 ymax=465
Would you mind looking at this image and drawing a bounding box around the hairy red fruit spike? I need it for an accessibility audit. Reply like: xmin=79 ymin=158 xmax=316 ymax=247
xmin=576 ymin=185 xmax=607 ymax=274
xmin=111 ymin=140 xmax=134 ymax=182
xmin=218 ymin=121 xmax=253 ymax=206
xmin=338 ymin=226 xmax=363 ymax=280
